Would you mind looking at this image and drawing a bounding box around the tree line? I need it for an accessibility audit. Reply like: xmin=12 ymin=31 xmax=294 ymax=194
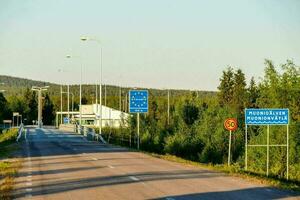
xmin=101 ymin=59 xmax=300 ymax=182
xmin=1 ymin=59 xmax=299 ymax=181
xmin=0 ymin=88 xmax=55 ymax=126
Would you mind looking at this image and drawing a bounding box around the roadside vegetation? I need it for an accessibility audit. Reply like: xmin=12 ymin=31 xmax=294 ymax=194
xmin=98 ymin=59 xmax=300 ymax=190
xmin=1 ymin=59 xmax=299 ymax=191
xmin=0 ymin=128 xmax=22 ymax=200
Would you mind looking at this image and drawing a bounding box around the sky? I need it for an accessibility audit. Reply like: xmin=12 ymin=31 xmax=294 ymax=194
xmin=0 ymin=0 xmax=300 ymax=91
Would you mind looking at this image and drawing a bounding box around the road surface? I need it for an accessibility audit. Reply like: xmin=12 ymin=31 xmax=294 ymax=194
xmin=13 ymin=128 xmax=299 ymax=199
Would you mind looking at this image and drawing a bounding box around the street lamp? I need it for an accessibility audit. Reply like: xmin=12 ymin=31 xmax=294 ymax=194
xmin=31 ymin=86 xmax=49 ymax=128
xmin=66 ymin=55 xmax=83 ymax=126
xmin=80 ymin=35 xmax=103 ymax=137
xmin=61 ymin=91 xmax=74 ymax=112
xmin=61 ymin=65 xmax=71 ymax=122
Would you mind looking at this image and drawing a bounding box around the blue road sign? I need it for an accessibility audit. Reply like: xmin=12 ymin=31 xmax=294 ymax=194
xmin=63 ymin=117 xmax=69 ymax=124
xmin=129 ymin=90 xmax=148 ymax=113
xmin=245 ymin=108 xmax=289 ymax=125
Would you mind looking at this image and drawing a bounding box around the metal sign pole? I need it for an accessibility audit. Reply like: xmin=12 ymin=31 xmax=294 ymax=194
xmin=287 ymin=124 xmax=289 ymax=180
xmin=137 ymin=113 xmax=140 ymax=150
xmin=228 ymin=130 xmax=232 ymax=166
xmin=245 ymin=124 xmax=248 ymax=170
xmin=267 ymin=125 xmax=270 ymax=176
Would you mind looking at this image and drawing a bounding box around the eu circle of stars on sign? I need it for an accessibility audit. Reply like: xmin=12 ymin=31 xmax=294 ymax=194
xmin=129 ymin=90 xmax=148 ymax=113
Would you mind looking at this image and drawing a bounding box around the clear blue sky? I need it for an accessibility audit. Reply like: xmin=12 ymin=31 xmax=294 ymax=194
xmin=0 ymin=0 xmax=299 ymax=91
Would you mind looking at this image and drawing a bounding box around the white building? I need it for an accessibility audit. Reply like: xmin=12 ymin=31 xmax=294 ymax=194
xmin=56 ymin=104 xmax=130 ymax=128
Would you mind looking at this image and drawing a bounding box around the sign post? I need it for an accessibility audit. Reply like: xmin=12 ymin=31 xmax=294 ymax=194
xmin=245 ymin=108 xmax=289 ymax=179
xmin=224 ymin=118 xmax=238 ymax=166
xmin=129 ymin=90 xmax=148 ymax=150
xmin=63 ymin=117 xmax=70 ymax=124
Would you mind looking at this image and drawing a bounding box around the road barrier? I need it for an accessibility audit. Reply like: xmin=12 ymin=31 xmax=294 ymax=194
xmin=74 ymin=124 xmax=106 ymax=144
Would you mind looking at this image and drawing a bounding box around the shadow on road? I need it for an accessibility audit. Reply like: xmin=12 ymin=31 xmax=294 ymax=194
xmin=149 ymin=187 xmax=299 ymax=200
xmin=14 ymin=169 xmax=222 ymax=198
xmin=13 ymin=128 xmax=299 ymax=199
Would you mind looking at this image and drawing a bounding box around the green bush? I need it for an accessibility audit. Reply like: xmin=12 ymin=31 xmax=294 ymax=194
xmin=0 ymin=128 xmax=18 ymax=145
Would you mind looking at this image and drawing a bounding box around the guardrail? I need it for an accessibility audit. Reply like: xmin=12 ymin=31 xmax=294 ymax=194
xmin=16 ymin=123 xmax=24 ymax=142
xmin=74 ymin=124 xmax=106 ymax=144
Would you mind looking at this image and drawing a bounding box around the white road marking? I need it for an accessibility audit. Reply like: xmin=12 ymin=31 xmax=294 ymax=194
xmin=89 ymin=157 xmax=98 ymax=161
xmin=108 ymin=165 xmax=115 ymax=169
xmin=27 ymin=175 xmax=32 ymax=178
xmin=26 ymin=188 xmax=32 ymax=192
xmin=129 ymin=176 xmax=139 ymax=181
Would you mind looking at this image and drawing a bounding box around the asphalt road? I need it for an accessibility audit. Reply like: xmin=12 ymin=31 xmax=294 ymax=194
xmin=13 ymin=128 xmax=299 ymax=200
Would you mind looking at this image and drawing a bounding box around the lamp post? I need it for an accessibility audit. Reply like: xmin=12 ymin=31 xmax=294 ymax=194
xmin=80 ymin=36 xmax=103 ymax=136
xmin=61 ymin=91 xmax=75 ymax=119
xmin=167 ymin=89 xmax=170 ymax=125
xmin=61 ymin=65 xmax=71 ymax=123
xmin=31 ymin=86 xmax=49 ymax=128
xmin=66 ymin=55 xmax=83 ymax=126
xmin=58 ymin=69 xmax=67 ymax=124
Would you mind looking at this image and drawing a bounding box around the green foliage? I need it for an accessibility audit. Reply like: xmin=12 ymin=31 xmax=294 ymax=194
xmin=0 ymin=128 xmax=18 ymax=146
xmin=1 ymin=60 xmax=300 ymax=182
xmin=181 ymin=98 xmax=199 ymax=126
xmin=108 ymin=59 xmax=299 ymax=182
xmin=0 ymin=93 xmax=10 ymax=123
xmin=42 ymin=94 xmax=55 ymax=125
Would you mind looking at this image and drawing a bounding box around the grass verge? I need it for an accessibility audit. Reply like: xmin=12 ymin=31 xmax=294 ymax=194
xmin=0 ymin=160 xmax=22 ymax=200
xmin=0 ymin=128 xmax=22 ymax=200
xmin=144 ymin=152 xmax=300 ymax=193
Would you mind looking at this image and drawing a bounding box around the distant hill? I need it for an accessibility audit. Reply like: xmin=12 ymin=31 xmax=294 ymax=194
xmin=0 ymin=74 xmax=216 ymax=113
xmin=0 ymin=75 xmax=216 ymax=98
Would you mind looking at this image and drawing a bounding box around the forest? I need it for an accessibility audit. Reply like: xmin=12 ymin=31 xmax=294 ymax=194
xmin=100 ymin=59 xmax=300 ymax=182
xmin=0 ymin=59 xmax=299 ymax=182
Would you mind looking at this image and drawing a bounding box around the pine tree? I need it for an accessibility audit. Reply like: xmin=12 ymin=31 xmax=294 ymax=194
xmin=217 ymin=67 xmax=234 ymax=106
xmin=0 ymin=93 xmax=10 ymax=123
xmin=23 ymin=88 xmax=38 ymax=125
xmin=247 ymin=77 xmax=259 ymax=108
xmin=42 ymin=93 xmax=55 ymax=125
xmin=232 ymin=69 xmax=247 ymax=113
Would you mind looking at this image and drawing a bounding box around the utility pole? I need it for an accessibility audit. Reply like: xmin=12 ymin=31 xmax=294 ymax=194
xmin=119 ymin=86 xmax=122 ymax=111
xmin=80 ymin=36 xmax=102 ymax=136
xmin=105 ymin=84 xmax=107 ymax=106
xmin=66 ymin=55 xmax=83 ymax=126
xmin=95 ymin=83 xmax=98 ymax=106
xmin=67 ymin=84 xmax=70 ymax=121
xmin=32 ymin=86 xmax=49 ymax=128
xmin=168 ymin=89 xmax=170 ymax=125
xmin=125 ymin=92 xmax=128 ymax=112
xmin=95 ymin=82 xmax=98 ymax=126
xmin=60 ymin=85 xmax=63 ymax=124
